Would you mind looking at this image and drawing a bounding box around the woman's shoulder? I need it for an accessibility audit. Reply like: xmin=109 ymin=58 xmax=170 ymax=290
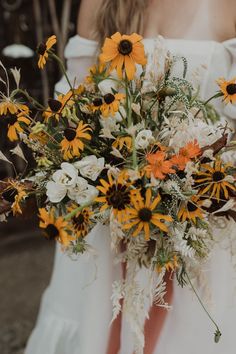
xmin=76 ymin=0 xmax=103 ymax=41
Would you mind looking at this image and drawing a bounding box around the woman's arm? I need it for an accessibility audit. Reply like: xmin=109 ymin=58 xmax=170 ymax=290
xmin=77 ymin=0 xmax=103 ymax=40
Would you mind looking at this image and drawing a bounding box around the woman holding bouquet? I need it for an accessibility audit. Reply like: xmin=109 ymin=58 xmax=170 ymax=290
xmin=25 ymin=0 xmax=236 ymax=353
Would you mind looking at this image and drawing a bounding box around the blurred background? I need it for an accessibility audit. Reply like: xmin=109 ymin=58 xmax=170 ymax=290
xmin=0 ymin=1 xmax=80 ymax=353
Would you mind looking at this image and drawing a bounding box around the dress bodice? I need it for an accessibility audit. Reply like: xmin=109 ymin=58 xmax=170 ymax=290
xmin=55 ymin=34 xmax=236 ymax=125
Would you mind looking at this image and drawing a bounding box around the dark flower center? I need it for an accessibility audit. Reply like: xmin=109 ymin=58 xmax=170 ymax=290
xmin=107 ymin=183 xmax=130 ymax=210
xmin=7 ymin=113 xmax=18 ymax=125
xmin=212 ymin=171 xmax=225 ymax=182
xmin=93 ymin=98 xmax=103 ymax=107
xmin=44 ymin=224 xmax=59 ymax=240
xmin=118 ymin=39 xmax=133 ymax=55
xmin=37 ymin=43 xmax=47 ymax=55
xmin=64 ymin=128 xmax=76 ymax=141
xmin=104 ymin=93 xmax=115 ymax=104
xmin=187 ymin=201 xmax=198 ymax=212
xmin=138 ymin=207 xmax=152 ymax=222
xmin=2 ymin=188 xmax=18 ymax=203
xmin=48 ymin=99 xmax=62 ymax=112
xmin=73 ymin=213 xmax=85 ymax=226
xmin=226 ymin=84 xmax=236 ymax=95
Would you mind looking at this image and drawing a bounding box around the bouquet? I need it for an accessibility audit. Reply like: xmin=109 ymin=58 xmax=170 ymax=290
xmin=1 ymin=32 xmax=236 ymax=352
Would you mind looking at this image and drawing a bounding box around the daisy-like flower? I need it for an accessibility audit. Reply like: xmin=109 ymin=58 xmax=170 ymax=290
xmin=91 ymin=97 xmax=104 ymax=114
xmin=39 ymin=208 xmax=74 ymax=246
xmin=100 ymin=32 xmax=147 ymax=80
xmin=123 ymin=189 xmax=172 ymax=240
xmin=37 ymin=35 xmax=57 ymax=69
xmin=112 ymin=136 xmax=132 ymax=151
xmin=6 ymin=106 xmax=31 ymax=141
xmin=100 ymin=93 xmax=125 ymax=117
xmin=60 ymin=121 xmax=92 ymax=160
xmin=85 ymin=62 xmax=106 ymax=83
xmin=217 ymin=77 xmax=236 ymax=104
xmin=145 ymin=151 xmax=175 ymax=180
xmin=43 ymin=91 xmax=73 ymax=122
xmin=68 ymin=204 xmax=92 ymax=238
xmin=0 ymin=99 xmax=27 ymax=116
xmin=171 ymin=140 xmax=201 ymax=170
xmin=156 ymin=253 xmax=179 ymax=273
xmin=2 ymin=179 xmax=27 ymax=215
xmin=195 ymin=159 xmax=236 ymax=201
xmin=96 ymin=173 xmax=131 ymax=222
xmin=178 ymin=195 xmax=204 ymax=223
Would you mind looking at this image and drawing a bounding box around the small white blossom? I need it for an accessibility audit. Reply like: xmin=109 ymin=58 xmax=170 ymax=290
xmin=135 ymin=129 xmax=154 ymax=149
xmin=74 ymin=155 xmax=105 ymax=181
xmin=46 ymin=162 xmax=78 ymax=203
xmin=68 ymin=176 xmax=98 ymax=204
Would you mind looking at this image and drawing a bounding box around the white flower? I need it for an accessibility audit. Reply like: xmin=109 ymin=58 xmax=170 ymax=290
xmin=131 ymin=103 xmax=141 ymax=116
xmin=46 ymin=162 xmax=78 ymax=203
xmin=135 ymin=129 xmax=154 ymax=149
xmin=98 ymin=75 xmax=118 ymax=95
xmin=68 ymin=176 xmax=98 ymax=204
xmin=74 ymin=155 xmax=105 ymax=181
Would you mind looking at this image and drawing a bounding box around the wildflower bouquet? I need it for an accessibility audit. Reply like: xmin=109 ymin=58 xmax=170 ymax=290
xmin=1 ymin=32 xmax=236 ymax=351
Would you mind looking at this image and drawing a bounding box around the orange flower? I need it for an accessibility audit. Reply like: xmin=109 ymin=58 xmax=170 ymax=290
xmin=100 ymin=32 xmax=147 ymax=80
xmin=171 ymin=140 xmax=201 ymax=170
xmin=37 ymin=35 xmax=57 ymax=69
xmin=145 ymin=151 xmax=175 ymax=180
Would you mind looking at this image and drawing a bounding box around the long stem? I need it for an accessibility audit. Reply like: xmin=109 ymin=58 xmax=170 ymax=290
xmin=51 ymin=53 xmax=74 ymax=92
xmin=125 ymin=77 xmax=137 ymax=168
xmin=11 ymin=89 xmax=45 ymax=109
xmin=194 ymin=92 xmax=223 ymax=118
xmin=185 ymin=271 xmax=221 ymax=342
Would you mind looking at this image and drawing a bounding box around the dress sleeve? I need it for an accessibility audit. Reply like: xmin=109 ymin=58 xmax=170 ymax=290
xmin=222 ymin=39 xmax=236 ymax=127
xmin=54 ymin=35 xmax=98 ymax=94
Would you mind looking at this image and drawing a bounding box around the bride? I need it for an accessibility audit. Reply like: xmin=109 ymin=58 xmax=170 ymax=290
xmin=25 ymin=0 xmax=236 ymax=353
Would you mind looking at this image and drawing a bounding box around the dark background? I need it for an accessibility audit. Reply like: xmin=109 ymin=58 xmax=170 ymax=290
xmin=0 ymin=1 xmax=80 ymax=353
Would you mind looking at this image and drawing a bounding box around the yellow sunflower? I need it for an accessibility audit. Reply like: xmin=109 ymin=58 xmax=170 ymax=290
xmin=68 ymin=204 xmax=92 ymax=238
xmin=37 ymin=35 xmax=57 ymax=69
xmin=123 ymin=189 xmax=172 ymax=240
xmin=178 ymin=195 xmax=204 ymax=223
xmin=6 ymin=107 xmax=31 ymax=141
xmin=39 ymin=208 xmax=74 ymax=246
xmin=43 ymin=91 xmax=74 ymax=122
xmin=96 ymin=173 xmax=131 ymax=222
xmin=195 ymin=160 xmax=236 ymax=201
xmin=2 ymin=180 xmax=27 ymax=215
xmin=60 ymin=121 xmax=92 ymax=160
xmin=85 ymin=62 xmax=106 ymax=83
xmin=100 ymin=32 xmax=147 ymax=80
xmin=100 ymin=93 xmax=125 ymax=117
xmin=217 ymin=77 xmax=236 ymax=104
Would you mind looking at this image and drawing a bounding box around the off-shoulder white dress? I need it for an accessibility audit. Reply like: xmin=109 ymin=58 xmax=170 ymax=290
xmin=25 ymin=35 xmax=236 ymax=354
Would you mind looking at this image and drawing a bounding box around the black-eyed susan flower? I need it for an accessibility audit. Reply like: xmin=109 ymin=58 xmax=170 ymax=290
xmin=68 ymin=204 xmax=92 ymax=238
xmin=123 ymin=189 xmax=172 ymax=240
xmin=217 ymin=77 xmax=236 ymax=104
xmin=39 ymin=208 xmax=74 ymax=246
xmin=178 ymin=195 xmax=204 ymax=223
xmin=195 ymin=160 xmax=236 ymax=201
xmin=112 ymin=136 xmax=132 ymax=151
xmin=156 ymin=253 xmax=179 ymax=273
xmin=100 ymin=93 xmax=125 ymax=117
xmin=85 ymin=63 xmax=106 ymax=84
xmin=43 ymin=91 xmax=74 ymax=122
xmin=96 ymin=173 xmax=131 ymax=222
xmin=6 ymin=107 xmax=31 ymax=141
xmin=37 ymin=35 xmax=57 ymax=69
xmin=0 ymin=99 xmax=27 ymax=116
xmin=2 ymin=180 xmax=27 ymax=215
xmin=60 ymin=121 xmax=92 ymax=160
xmin=91 ymin=97 xmax=104 ymax=114
xmin=100 ymin=32 xmax=147 ymax=80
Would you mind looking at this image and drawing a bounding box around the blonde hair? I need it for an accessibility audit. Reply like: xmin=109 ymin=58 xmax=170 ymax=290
xmin=94 ymin=0 xmax=148 ymax=46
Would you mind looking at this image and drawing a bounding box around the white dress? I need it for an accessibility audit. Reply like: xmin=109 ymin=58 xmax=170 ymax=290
xmin=25 ymin=34 xmax=236 ymax=354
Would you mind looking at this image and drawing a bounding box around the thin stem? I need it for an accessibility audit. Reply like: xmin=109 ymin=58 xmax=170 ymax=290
xmin=125 ymin=76 xmax=137 ymax=169
xmin=64 ymin=202 xmax=93 ymax=220
xmin=51 ymin=53 xmax=74 ymax=92
xmin=11 ymin=89 xmax=45 ymax=109
xmin=185 ymin=271 xmax=221 ymax=342
xmin=194 ymin=92 xmax=223 ymax=118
